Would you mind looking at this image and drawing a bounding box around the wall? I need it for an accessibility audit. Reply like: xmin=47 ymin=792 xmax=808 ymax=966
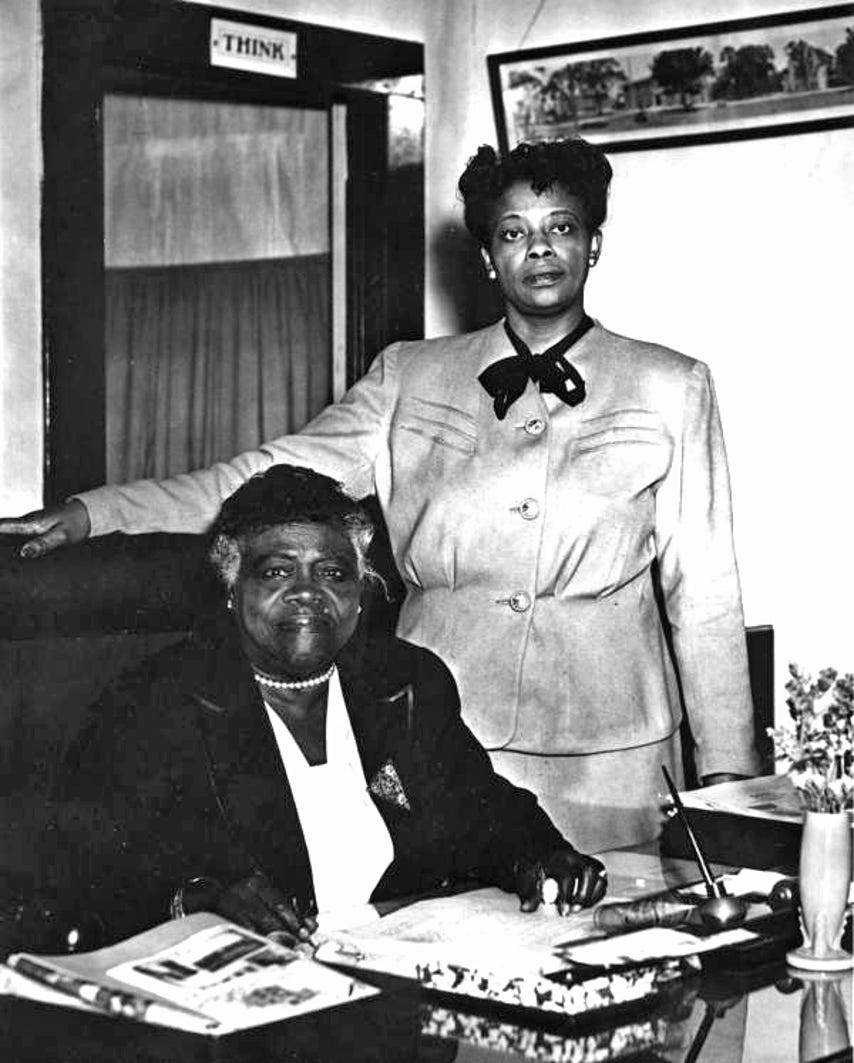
xmin=181 ymin=0 xmax=423 ymax=39
xmin=424 ymin=0 xmax=854 ymax=696
xmin=0 ymin=1 xmax=42 ymax=515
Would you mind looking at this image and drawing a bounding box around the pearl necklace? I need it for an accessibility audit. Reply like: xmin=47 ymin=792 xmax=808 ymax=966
xmin=253 ymin=664 xmax=335 ymax=691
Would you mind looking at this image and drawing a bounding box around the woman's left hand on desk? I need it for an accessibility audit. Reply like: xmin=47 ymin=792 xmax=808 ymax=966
xmin=516 ymin=849 xmax=608 ymax=915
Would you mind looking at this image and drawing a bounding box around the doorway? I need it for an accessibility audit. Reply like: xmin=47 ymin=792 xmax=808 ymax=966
xmin=40 ymin=0 xmax=423 ymax=500
xmin=103 ymin=94 xmax=336 ymax=483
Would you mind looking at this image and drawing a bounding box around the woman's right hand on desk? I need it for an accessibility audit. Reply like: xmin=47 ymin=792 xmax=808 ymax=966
xmin=173 ymin=871 xmax=317 ymax=947
xmin=0 ymin=499 xmax=91 ymax=558
xmin=516 ymin=849 xmax=608 ymax=915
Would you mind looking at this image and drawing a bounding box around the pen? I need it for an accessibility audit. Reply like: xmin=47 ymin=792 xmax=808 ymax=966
xmin=661 ymin=765 xmax=723 ymax=899
xmin=267 ymin=895 xmax=321 ymax=955
xmin=660 ymin=765 xmax=748 ymax=930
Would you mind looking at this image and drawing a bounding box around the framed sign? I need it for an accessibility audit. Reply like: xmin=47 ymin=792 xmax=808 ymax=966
xmin=488 ymin=4 xmax=854 ymax=153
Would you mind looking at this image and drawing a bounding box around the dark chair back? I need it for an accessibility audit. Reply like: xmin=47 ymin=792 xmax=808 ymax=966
xmin=0 ymin=533 xmax=220 ymax=795
xmin=745 ymin=624 xmax=775 ymax=774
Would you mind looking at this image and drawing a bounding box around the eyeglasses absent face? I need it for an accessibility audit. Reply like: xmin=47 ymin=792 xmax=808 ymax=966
xmin=482 ymin=181 xmax=599 ymax=322
xmin=233 ymin=521 xmax=362 ymax=680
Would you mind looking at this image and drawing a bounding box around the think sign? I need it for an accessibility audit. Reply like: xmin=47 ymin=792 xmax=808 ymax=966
xmin=210 ymin=18 xmax=297 ymax=79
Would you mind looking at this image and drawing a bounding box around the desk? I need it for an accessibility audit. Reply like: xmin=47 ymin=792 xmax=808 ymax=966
xmin=0 ymin=851 xmax=850 ymax=1063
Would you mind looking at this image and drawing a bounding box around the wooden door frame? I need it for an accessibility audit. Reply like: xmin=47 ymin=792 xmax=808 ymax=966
xmin=40 ymin=0 xmax=423 ymax=501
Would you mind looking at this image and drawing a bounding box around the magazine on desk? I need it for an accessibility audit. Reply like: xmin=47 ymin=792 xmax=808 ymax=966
xmin=0 ymin=912 xmax=376 ymax=1036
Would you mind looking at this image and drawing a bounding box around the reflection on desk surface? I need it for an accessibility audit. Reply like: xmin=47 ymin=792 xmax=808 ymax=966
xmin=420 ymin=968 xmax=853 ymax=1063
xmin=1 ymin=963 xmax=850 ymax=1063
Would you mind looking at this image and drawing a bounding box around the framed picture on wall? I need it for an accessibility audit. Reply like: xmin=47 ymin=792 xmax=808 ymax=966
xmin=488 ymin=3 xmax=854 ymax=153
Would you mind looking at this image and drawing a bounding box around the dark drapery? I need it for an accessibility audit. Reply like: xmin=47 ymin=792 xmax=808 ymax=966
xmin=102 ymin=95 xmax=330 ymax=483
xmin=105 ymin=254 xmax=330 ymax=482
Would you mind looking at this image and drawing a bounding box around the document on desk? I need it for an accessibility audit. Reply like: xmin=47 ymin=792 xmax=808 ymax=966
xmin=556 ymin=925 xmax=756 ymax=967
xmin=315 ymin=888 xmax=698 ymax=1020
xmin=317 ymin=888 xmax=758 ymax=974
xmin=316 ymin=887 xmax=600 ymax=978
xmin=677 ymin=774 xmax=804 ymax=823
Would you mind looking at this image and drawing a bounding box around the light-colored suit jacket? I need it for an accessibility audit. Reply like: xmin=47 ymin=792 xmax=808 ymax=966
xmin=81 ymin=320 xmax=759 ymax=778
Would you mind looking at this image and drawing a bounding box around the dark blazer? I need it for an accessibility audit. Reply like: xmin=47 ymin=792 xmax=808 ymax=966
xmin=43 ymin=618 xmax=567 ymax=944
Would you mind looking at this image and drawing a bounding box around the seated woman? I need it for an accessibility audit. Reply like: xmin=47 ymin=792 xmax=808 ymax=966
xmin=38 ymin=464 xmax=606 ymax=948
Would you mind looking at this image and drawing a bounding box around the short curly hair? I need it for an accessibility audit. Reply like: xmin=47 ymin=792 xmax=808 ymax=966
xmin=207 ymin=464 xmax=382 ymax=591
xmin=458 ymin=138 xmax=613 ymax=247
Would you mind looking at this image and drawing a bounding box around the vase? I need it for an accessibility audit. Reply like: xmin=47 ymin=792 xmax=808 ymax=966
xmin=787 ymin=810 xmax=853 ymax=971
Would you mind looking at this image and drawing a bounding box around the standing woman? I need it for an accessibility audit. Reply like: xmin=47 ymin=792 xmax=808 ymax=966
xmin=1 ymin=138 xmax=758 ymax=851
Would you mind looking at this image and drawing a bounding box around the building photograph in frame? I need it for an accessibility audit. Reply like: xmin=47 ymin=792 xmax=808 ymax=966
xmin=488 ymin=4 xmax=854 ymax=153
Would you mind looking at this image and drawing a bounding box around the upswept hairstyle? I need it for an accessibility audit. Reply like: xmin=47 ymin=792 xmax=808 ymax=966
xmin=207 ymin=464 xmax=382 ymax=591
xmin=458 ymin=138 xmax=613 ymax=247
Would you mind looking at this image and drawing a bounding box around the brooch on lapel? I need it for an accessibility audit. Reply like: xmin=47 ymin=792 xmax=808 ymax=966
xmin=368 ymin=758 xmax=411 ymax=811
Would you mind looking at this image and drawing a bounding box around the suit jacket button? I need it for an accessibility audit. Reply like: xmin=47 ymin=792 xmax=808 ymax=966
xmin=524 ymin=416 xmax=546 ymax=437
xmin=508 ymin=591 xmax=532 ymax=613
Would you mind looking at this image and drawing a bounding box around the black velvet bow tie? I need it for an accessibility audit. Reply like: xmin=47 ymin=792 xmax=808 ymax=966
xmin=479 ymin=316 xmax=592 ymax=420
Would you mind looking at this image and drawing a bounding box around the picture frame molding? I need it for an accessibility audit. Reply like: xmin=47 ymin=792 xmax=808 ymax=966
xmin=487 ymin=3 xmax=854 ymax=154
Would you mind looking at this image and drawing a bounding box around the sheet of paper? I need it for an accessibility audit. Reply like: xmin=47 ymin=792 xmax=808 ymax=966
xmin=678 ymin=774 xmax=804 ymax=823
xmin=676 ymin=868 xmax=788 ymax=899
xmin=557 ymin=926 xmax=757 ymax=966
xmin=315 ymin=887 xmax=604 ymax=977
xmin=314 ymin=851 xmax=754 ymax=980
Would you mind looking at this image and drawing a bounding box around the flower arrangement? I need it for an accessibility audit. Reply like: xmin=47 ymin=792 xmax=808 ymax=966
xmin=768 ymin=665 xmax=853 ymax=813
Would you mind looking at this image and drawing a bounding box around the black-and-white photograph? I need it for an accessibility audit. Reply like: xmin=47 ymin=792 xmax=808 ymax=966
xmin=0 ymin=1 xmax=851 ymax=1058
xmin=490 ymin=5 xmax=854 ymax=150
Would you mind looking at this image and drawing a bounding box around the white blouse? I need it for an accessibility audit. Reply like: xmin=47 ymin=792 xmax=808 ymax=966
xmin=264 ymin=669 xmax=394 ymax=916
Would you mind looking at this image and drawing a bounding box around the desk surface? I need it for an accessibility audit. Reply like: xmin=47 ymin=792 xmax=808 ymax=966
xmin=1 ymin=850 xmax=850 ymax=1063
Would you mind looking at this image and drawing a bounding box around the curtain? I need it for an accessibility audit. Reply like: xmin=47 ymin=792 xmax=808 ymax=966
xmin=103 ymin=97 xmax=329 ymax=268
xmin=105 ymin=255 xmax=330 ymax=483
xmin=103 ymin=95 xmax=330 ymax=482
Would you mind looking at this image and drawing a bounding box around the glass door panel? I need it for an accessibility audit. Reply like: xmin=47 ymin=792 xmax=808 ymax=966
xmin=102 ymin=94 xmax=332 ymax=482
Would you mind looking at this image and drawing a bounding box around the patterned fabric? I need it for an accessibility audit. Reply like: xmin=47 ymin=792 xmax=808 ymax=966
xmin=417 ymin=955 xmax=694 ymax=1019
xmin=368 ymin=758 xmax=411 ymax=811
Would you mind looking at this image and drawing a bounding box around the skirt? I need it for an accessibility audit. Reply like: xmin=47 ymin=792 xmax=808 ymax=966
xmin=488 ymin=730 xmax=684 ymax=855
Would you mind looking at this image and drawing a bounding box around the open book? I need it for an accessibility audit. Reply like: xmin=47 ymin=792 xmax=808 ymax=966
xmin=1 ymin=912 xmax=376 ymax=1036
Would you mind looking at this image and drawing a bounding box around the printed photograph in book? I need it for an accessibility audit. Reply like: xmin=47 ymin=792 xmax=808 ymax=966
xmin=3 ymin=913 xmax=376 ymax=1036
